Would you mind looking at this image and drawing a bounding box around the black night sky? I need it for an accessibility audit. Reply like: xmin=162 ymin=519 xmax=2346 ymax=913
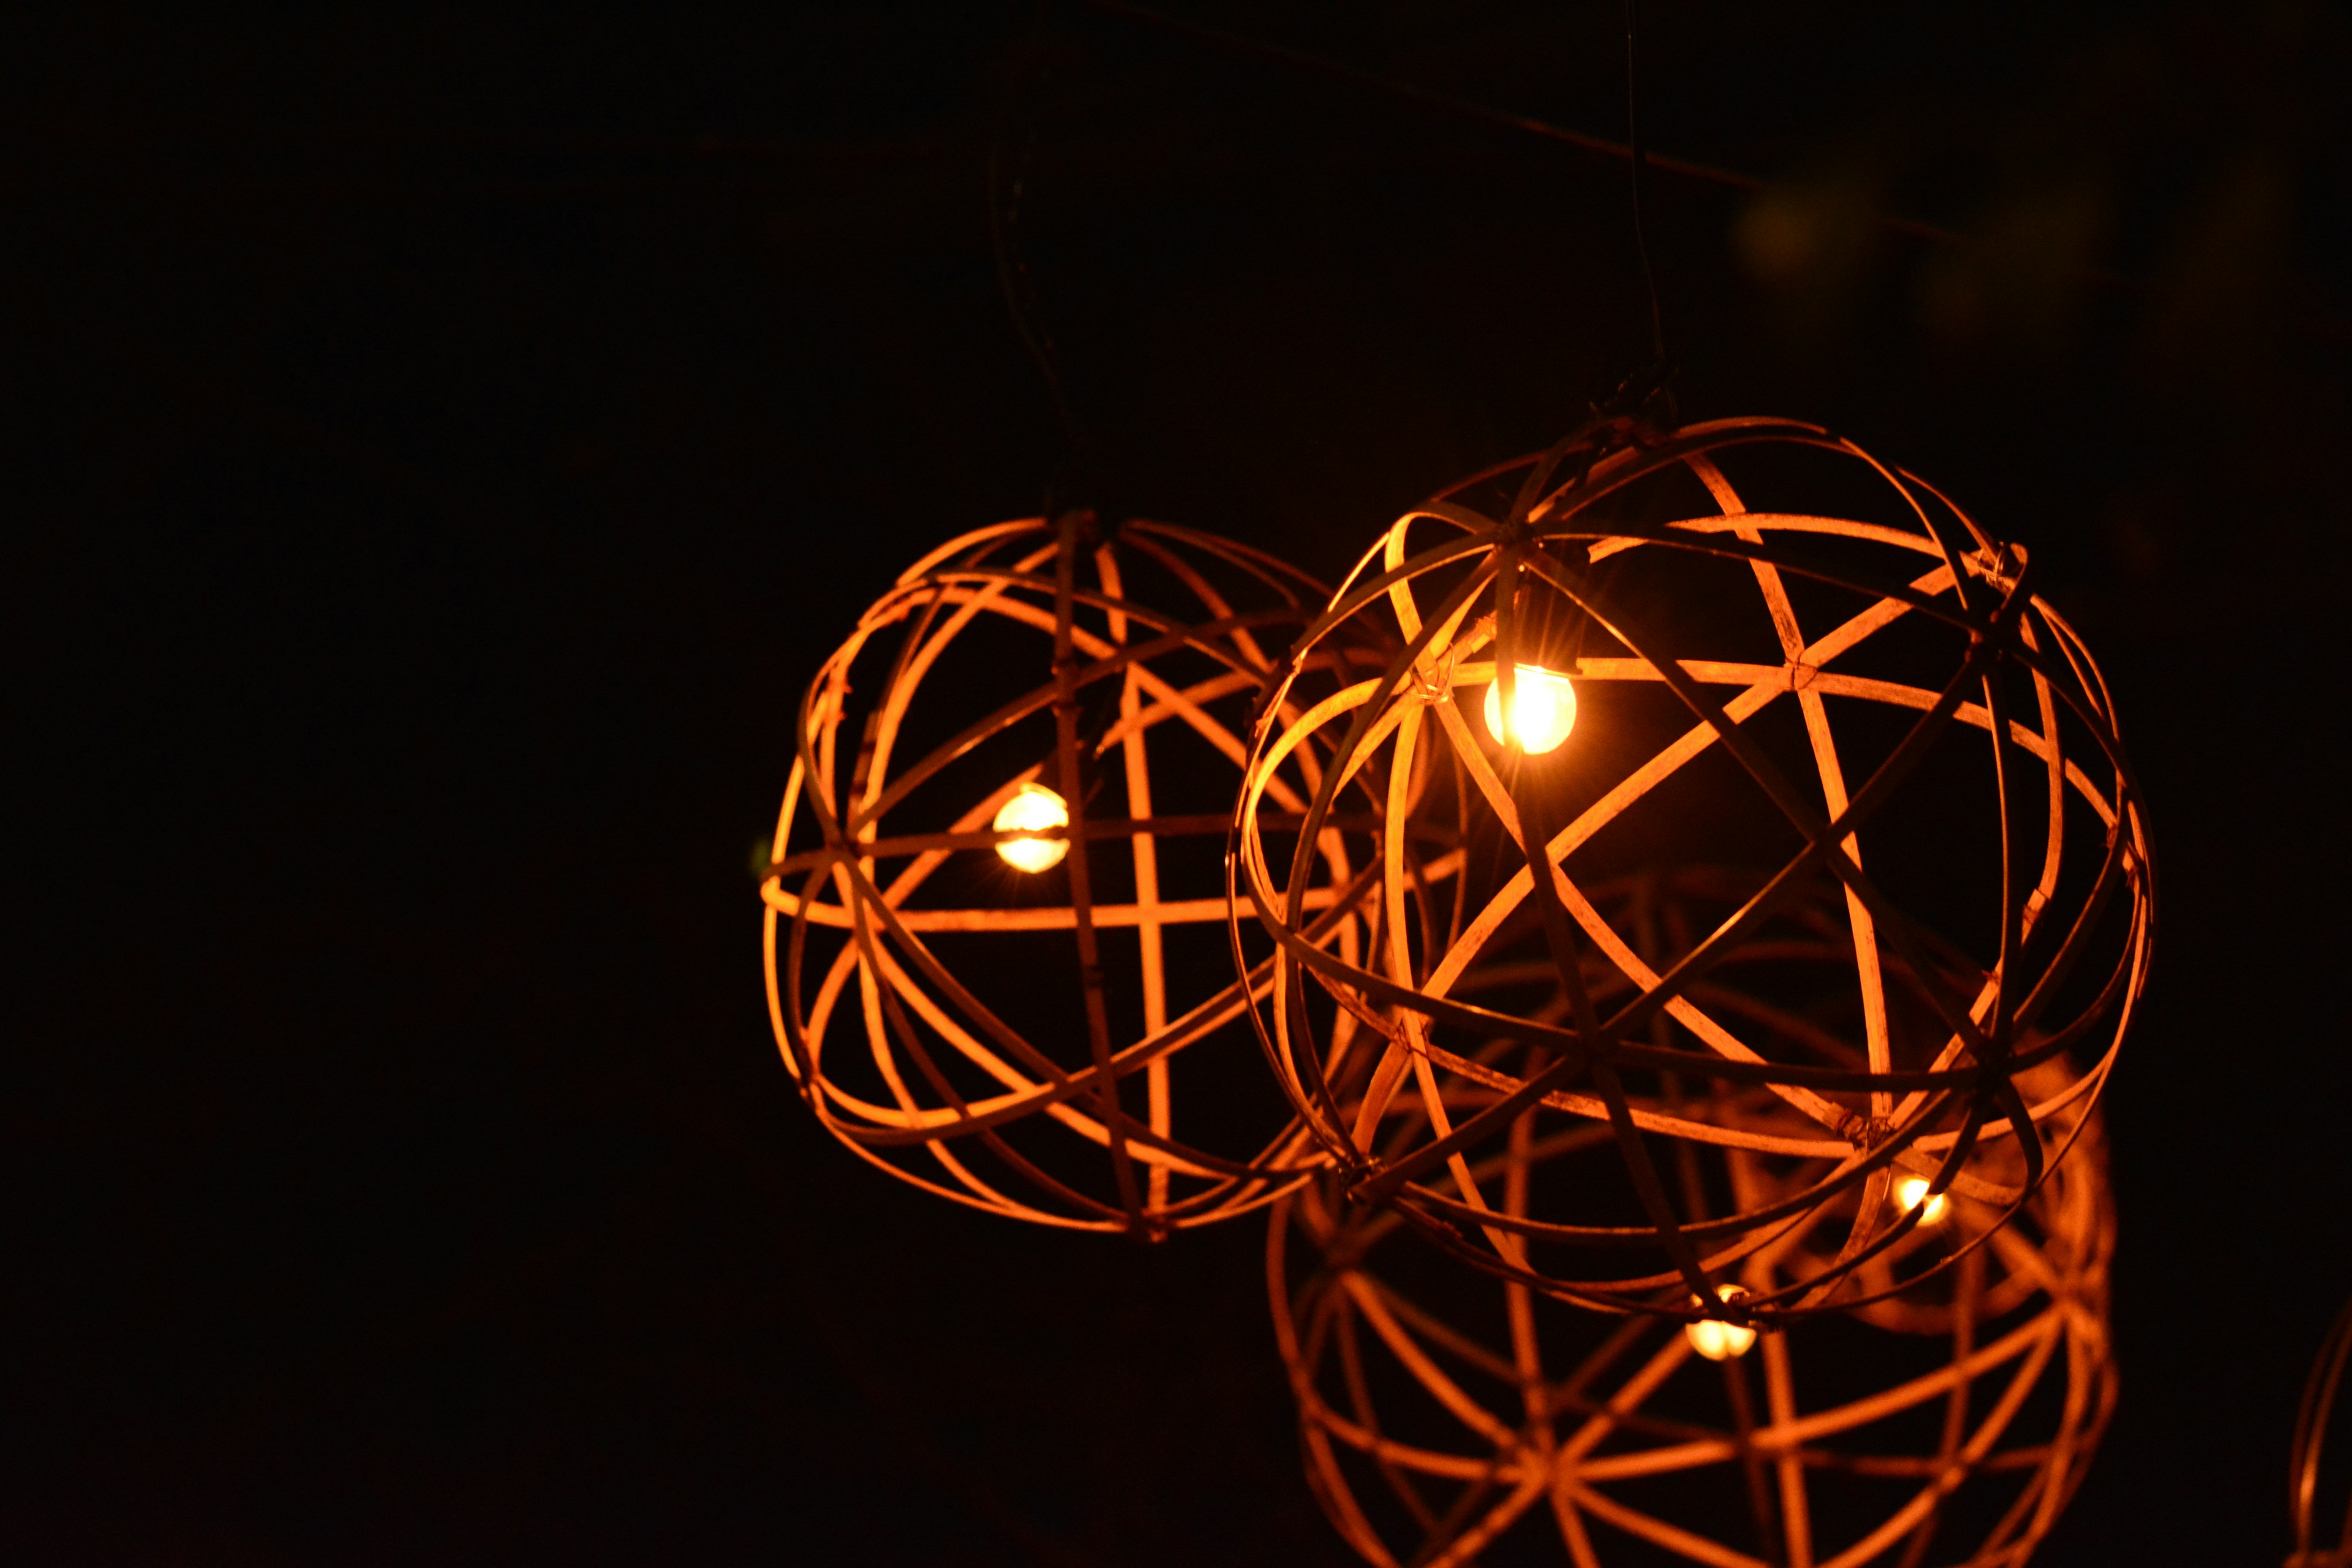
xmin=12 ymin=3 xmax=2352 ymax=1563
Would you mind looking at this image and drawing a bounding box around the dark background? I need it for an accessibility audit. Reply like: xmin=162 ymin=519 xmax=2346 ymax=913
xmin=11 ymin=1 xmax=2351 ymax=1562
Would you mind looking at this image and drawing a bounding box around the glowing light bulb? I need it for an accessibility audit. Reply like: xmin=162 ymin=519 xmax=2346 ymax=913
xmin=992 ymin=783 xmax=1069 ymax=873
xmin=1482 ymin=663 xmax=1578 ymax=755
xmin=1684 ymin=1284 xmax=1757 ymax=1362
xmin=1894 ymin=1174 xmax=1950 ymax=1225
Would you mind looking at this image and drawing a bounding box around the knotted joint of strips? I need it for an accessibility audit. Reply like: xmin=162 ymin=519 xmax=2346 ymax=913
xmin=1269 ymin=1053 xmax=2118 ymax=1568
xmin=761 ymin=513 xmax=1384 ymax=1234
xmin=1229 ymin=415 xmax=2154 ymax=1317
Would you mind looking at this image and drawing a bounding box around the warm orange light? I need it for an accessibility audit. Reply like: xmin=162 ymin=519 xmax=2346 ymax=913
xmin=992 ymin=783 xmax=1070 ymax=872
xmin=1684 ymin=1284 xmax=1757 ymax=1362
xmin=1895 ymin=1174 xmax=1951 ymax=1225
xmin=1482 ymin=663 xmax=1577 ymax=755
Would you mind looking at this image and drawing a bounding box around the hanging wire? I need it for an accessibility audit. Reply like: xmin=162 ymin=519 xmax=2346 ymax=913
xmin=1623 ymin=0 xmax=1667 ymax=367
xmin=988 ymin=1 xmax=1087 ymax=466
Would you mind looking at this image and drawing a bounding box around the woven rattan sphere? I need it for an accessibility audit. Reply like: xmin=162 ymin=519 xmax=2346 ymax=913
xmin=1233 ymin=416 xmax=2152 ymax=1317
xmin=761 ymin=512 xmax=1370 ymax=1234
xmin=1270 ymin=900 xmax=2117 ymax=1568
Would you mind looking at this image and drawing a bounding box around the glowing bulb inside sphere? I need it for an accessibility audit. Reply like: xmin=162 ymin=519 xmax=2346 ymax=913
xmin=1482 ymin=663 xmax=1578 ymax=755
xmin=992 ymin=783 xmax=1070 ymax=873
xmin=1895 ymin=1174 xmax=1950 ymax=1225
xmin=1684 ymin=1284 xmax=1757 ymax=1362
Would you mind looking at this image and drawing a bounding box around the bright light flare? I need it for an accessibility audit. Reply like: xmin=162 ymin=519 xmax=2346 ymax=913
xmin=992 ymin=783 xmax=1070 ymax=872
xmin=1684 ymin=1284 xmax=1757 ymax=1362
xmin=1482 ymin=663 xmax=1578 ymax=755
xmin=1894 ymin=1174 xmax=1950 ymax=1225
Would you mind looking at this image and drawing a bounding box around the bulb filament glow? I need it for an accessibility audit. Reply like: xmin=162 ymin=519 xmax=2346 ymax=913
xmin=992 ymin=783 xmax=1070 ymax=872
xmin=1894 ymin=1174 xmax=1950 ymax=1225
xmin=1684 ymin=1284 xmax=1757 ymax=1362
xmin=1482 ymin=663 xmax=1577 ymax=755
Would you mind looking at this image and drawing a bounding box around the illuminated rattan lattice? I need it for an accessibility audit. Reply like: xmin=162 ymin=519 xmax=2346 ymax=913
xmin=762 ymin=512 xmax=1371 ymax=1234
xmin=1234 ymin=415 xmax=2153 ymax=1319
xmin=1272 ymin=876 xmax=2116 ymax=1568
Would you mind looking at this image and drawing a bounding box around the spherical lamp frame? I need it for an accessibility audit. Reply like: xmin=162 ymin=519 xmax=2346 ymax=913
xmin=763 ymin=511 xmax=1372 ymax=1235
xmin=1271 ymin=1018 xmax=2117 ymax=1568
xmin=1232 ymin=415 xmax=2154 ymax=1319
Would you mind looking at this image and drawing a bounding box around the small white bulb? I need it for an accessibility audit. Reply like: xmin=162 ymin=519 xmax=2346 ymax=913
xmin=1482 ymin=663 xmax=1578 ymax=755
xmin=1894 ymin=1174 xmax=1950 ymax=1226
xmin=1684 ymin=1284 xmax=1757 ymax=1362
xmin=992 ymin=783 xmax=1069 ymax=873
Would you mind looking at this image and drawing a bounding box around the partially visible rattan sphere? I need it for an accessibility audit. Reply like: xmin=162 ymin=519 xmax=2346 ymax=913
xmin=1272 ymin=881 xmax=2118 ymax=1567
xmin=2290 ymin=1295 xmax=2352 ymax=1568
xmin=761 ymin=512 xmax=1369 ymax=1234
xmin=1234 ymin=415 xmax=2153 ymax=1317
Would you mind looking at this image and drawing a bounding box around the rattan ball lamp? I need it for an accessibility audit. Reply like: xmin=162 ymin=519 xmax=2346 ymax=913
xmin=1232 ymin=415 xmax=2153 ymax=1319
xmin=1270 ymin=903 xmax=2117 ymax=1567
xmin=761 ymin=511 xmax=1373 ymax=1235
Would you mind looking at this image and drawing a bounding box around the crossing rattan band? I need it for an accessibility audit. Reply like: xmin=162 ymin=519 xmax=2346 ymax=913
xmin=762 ymin=513 xmax=1365 ymax=1234
xmin=1232 ymin=415 xmax=2154 ymax=1319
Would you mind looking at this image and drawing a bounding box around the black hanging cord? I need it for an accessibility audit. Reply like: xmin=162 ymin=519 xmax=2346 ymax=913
xmin=1623 ymin=0 xmax=1667 ymax=369
xmin=988 ymin=2 xmax=1090 ymax=492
